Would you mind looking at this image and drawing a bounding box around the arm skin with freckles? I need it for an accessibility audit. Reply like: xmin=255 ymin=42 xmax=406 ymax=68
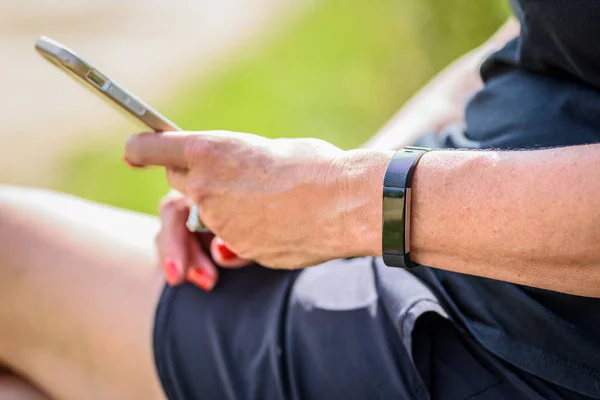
xmin=348 ymin=144 xmax=600 ymax=298
xmin=358 ymin=17 xmax=600 ymax=297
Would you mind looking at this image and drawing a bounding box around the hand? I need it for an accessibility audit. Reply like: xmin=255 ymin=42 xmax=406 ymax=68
xmin=126 ymin=131 xmax=392 ymax=269
xmin=155 ymin=190 xmax=250 ymax=291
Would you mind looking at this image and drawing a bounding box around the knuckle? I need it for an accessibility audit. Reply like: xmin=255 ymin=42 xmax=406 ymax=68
xmin=188 ymin=179 xmax=217 ymax=200
xmin=158 ymin=197 xmax=175 ymax=213
xmin=208 ymin=213 xmax=227 ymax=233
xmin=196 ymin=204 xmax=225 ymax=233
xmin=184 ymin=137 xmax=230 ymax=166
xmin=158 ymin=195 xmax=184 ymax=216
xmin=182 ymin=137 xmax=197 ymax=162
xmin=165 ymin=168 xmax=186 ymax=188
xmin=184 ymin=138 xmax=214 ymax=163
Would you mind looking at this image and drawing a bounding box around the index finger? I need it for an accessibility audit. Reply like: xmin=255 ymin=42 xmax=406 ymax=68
xmin=125 ymin=132 xmax=190 ymax=168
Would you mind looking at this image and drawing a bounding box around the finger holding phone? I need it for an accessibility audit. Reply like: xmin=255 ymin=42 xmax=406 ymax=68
xmin=124 ymin=131 xmax=391 ymax=270
xmin=35 ymin=37 xmax=245 ymax=290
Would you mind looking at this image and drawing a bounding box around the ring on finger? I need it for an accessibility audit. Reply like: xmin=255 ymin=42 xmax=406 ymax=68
xmin=186 ymin=204 xmax=210 ymax=233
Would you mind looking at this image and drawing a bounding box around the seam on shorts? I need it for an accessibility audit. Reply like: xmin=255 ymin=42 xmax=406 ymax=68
xmin=153 ymin=284 xmax=179 ymax=400
xmin=463 ymin=380 xmax=507 ymax=400
xmin=473 ymin=320 xmax=600 ymax=381
xmin=278 ymin=270 xmax=302 ymax=400
xmin=371 ymin=258 xmax=431 ymax=399
xmin=433 ymin=350 xmax=507 ymax=400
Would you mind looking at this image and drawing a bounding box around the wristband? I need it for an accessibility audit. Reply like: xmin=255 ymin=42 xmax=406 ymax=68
xmin=382 ymin=146 xmax=430 ymax=269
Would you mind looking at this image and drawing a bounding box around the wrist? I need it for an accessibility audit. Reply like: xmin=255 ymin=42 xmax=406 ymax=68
xmin=336 ymin=149 xmax=393 ymax=258
xmin=410 ymin=149 xmax=497 ymax=266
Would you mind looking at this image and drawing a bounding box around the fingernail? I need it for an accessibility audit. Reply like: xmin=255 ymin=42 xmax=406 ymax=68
xmin=187 ymin=267 xmax=216 ymax=292
xmin=163 ymin=260 xmax=180 ymax=285
xmin=123 ymin=156 xmax=144 ymax=168
xmin=217 ymin=242 xmax=237 ymax=261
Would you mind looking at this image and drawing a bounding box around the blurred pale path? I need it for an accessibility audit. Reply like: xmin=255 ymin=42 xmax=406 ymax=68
xmin=0 ymin=0 xmax=305 ymax=184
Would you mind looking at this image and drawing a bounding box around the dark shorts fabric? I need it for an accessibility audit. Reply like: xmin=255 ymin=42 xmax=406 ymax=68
xmin=152 ymin=257 xmax=585 ymax=400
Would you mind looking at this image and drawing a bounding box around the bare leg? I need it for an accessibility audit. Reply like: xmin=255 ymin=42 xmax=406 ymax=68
xmin=0 ymin=185 xmax=166 ymax=400
xmin=0 ymin=372 xmax=51 ymax=400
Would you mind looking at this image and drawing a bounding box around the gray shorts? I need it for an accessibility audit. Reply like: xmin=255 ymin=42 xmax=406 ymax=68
xmin=153 ymin=256 xmax=577 ymax=399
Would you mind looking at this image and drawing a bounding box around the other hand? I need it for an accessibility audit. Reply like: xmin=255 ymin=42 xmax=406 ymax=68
xmin=155 ymin=190 xmax=250 ymax=291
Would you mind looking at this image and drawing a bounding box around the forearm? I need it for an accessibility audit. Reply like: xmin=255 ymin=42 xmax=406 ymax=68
xmin=409 ymin=144 xmax=600 ymax=297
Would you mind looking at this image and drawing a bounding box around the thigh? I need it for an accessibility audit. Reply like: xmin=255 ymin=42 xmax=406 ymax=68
xmin=0 ymin=185 xmax=165 ymax=400
xmin=412 ymin=314 xmax=591 ymax=400
xmin=155 ymin=257 xmax=428 ymax=400
xmin=412 ymin=314 xmax=526 ymax=400
xmin=0 ymin=373 xmax=51 ymax=400
xmin=286 ymin=258 xmax=428 ymax=400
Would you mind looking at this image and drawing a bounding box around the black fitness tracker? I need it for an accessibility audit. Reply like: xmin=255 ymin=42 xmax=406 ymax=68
xmin=382 ymin=146 xmax=430 ymax=269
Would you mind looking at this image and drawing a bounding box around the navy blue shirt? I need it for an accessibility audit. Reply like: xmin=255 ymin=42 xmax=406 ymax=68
xmin=413 ymin=0 xmax=600 ymax=397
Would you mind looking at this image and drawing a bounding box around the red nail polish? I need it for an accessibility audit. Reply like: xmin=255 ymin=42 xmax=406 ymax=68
xmin=187 ymin=267 xmax=216 ymax=291
xmin=164 ymin=260 xmax=180 ymax=285
xmin=217 ymin=242 xmax=237 ymax=261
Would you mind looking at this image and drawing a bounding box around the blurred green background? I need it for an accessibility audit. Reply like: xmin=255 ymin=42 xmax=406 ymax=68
xmin=56 ymin=0 xmax=509 ymax=215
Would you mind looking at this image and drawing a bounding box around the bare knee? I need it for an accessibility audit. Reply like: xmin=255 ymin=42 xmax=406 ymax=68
xmin=0 ymin=185 xmax=34 ymax=277
xmin=0 ymin=184 xmax=33 ymax=212
xmin=0 ymin=185 xmax=44 ymax=244
xmin=0 ymin=185 xmax=57 ymax=218
xmin=0 ymin=185 xmax=52 ymax=358
xmin=0 ymin=185 xmax=20 ymax=232
xmin=0 ymin=185 xmax=29 ymax=278
xmin=0 ymin=185 xmax=73 ymax=270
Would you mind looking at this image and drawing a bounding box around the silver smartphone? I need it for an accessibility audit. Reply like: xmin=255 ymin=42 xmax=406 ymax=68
xmin=35 ymin=36 xmax=206 ymax=232
xmin=35 ymin=36 xmax=180 ymax=132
